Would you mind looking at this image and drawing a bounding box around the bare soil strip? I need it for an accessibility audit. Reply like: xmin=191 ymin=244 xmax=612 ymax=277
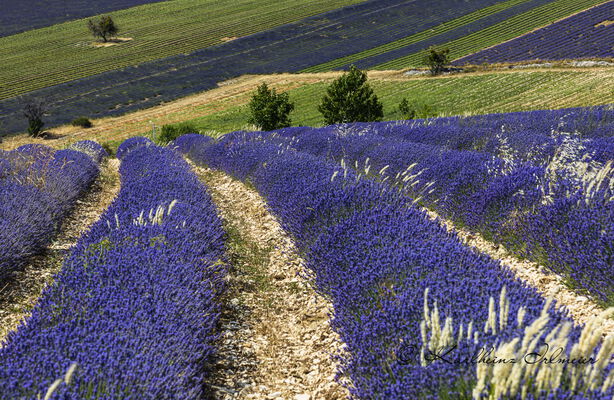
xmin=425 ymin=210 xmax=614 ymax=335
xmin=193 ymin=165 xmax=349 ymax=400
xmin=0 ymin=159 xmax=121 ymax=345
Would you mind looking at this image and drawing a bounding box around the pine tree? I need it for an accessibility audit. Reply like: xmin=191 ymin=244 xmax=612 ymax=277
xmin=318 ymin=65 xmax=383 ymax=125
xmin=247 ymin=83 xmax=295 ymax=131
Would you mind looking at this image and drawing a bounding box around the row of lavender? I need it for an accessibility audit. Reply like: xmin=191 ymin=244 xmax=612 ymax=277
xmin=455 ymin=1 xmax=614 ymax=64
xmin=325 ymin=105 xmax=614 ymax=164
xmin=262 ymin=106 xmax=614 ymax=305
xmin=0 ymin=141 xmax=106 ymax=281
xmin=0 ymin=138 xmax=226 ymax=399
xmin=177 ymin=133 xmax=613 ymax=399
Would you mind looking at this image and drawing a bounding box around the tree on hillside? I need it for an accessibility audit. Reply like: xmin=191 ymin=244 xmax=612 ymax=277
xmin=247 ymin=83 xmax=295 ymax=131
xmin=318 ymin=65 xmax=383 ymax=125
xmin=87 ymin=15 xmax=119 ymax=43
xmin=424 ymin=47 xmax=451 ymax=75
xmin=23 ymin=98 xmax=47 ymax=137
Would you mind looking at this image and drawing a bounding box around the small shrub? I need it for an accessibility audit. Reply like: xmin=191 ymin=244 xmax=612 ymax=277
xmin=157 ymin=123 xmax=198 ymax=145
xmin=398 ymin=98 xmax=437 ymax=119
xmin=23 ymin=98 xmax=47 ymax=137
xmin=101 ymin=142 xmax=116 ymax=157
xmin=71 ymin=117 xmax=93 ymax=128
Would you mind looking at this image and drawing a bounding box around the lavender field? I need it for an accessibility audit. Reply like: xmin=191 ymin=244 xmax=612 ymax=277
xmin=1 ymin=0 xmax=614 ymax=396
xmin=456 ymin=1 xmax=614 ymax=64
xmin=174 ymin=105 xmax=614 ymax=398
xmin=0 ymin=105 xmax=613 ymax=398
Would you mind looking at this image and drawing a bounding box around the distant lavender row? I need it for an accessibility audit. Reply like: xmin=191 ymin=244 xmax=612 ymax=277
xmin=0 ymin=141 xmax=105 ymax=281
xmin=264 ymin=115 xmax=613 ymax=305
xmin=182 ymin=135 xmax=613 ymax=399
xmin=318 ymin=105 xmax=614 ymax=165
xmin=0 ymin=0 xmax=514 ymax=135
xmin=456 ymin=1 xmax=614 ymax=64
xmin=0 ymin=141 xmax=226 ymax=399
xmin=0 ymin=0 xmax=165 ymax=38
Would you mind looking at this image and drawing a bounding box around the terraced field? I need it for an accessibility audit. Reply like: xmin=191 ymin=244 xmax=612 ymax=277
xmin=456 ymin=1 xmax=614 ymax=64
xmin=2 ymin=0 xmax=607 ymax=136
xmin=373 ymin=0 xmax=609 ymax=69
xmin=0 ymin=0 xmax=166 ymax=37
xmin=0 ymin=0 xmax=363 ymax=100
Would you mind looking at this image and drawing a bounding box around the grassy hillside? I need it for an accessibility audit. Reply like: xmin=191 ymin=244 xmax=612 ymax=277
xmin=0 ymin=0 xmax=362 ymax=100
xmin=2 ymin=67 xmax=612 ymax=151
xmin=148 ymin=68 xmax=614 ymax=134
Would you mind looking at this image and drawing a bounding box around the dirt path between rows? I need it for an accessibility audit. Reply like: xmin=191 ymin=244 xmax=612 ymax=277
xmin=0 ymin=158 xmax=121 ymax=345
xmin=425 ymin=209 xmax=614 ymax=336
xmin=193 ymin=165 xmax=349 ymax=400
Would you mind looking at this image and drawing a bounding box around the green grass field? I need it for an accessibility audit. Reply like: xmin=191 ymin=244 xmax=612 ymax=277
xmin=0 ymin=0 xmax=362 ymax=100
xmin=177 ymin=69 xmax=614 ymax=133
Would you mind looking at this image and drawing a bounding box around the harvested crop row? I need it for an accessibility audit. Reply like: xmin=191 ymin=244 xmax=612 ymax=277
xmin=181 ymin=134 xmax=614 ymax=399
xmin=0 ymin=0 xmax=363 ymax=100
xmin=0 ymin=141 xmax=105 ymax=281
xmin=0 ymin=139 xmax=226 ymax=399
xmin=0 ymin=0 xmax=165 ymax=37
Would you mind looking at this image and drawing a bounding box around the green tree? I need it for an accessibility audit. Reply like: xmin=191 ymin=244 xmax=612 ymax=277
xmin=247 ymin=83 xmax=294 ymax=131
xmin=88 ymin=16 xmax=119 ymax=43
xmin=318 ymin=65 xmax=383 ymax=125
xmin=424 ymin=47 xmax=451 ymax=75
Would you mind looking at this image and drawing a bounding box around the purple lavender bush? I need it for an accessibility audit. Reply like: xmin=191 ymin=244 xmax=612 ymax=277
xmin=0 ymin=145 xmax=100 ymax=280
xmin=0 ymin=144 xmax=226 ymax=399
xmin=181 ymin=135 xmax=613 ymax=399
xmin=267 ymin=109 xmax=614 ymax=306
xmin=169 ymin=133 xmax=214 ymax=157
xmin=116 ymin=136 xmax=153 ymax=160
xmin=68 ymin=140 xmax=109 ymax=163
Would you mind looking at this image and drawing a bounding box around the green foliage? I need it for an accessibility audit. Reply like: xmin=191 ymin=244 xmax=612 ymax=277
xmin=247 ymin=83 xmax=295 ymax=131
xmin=87 ymin=15 xmax=119 ymax=43
xmin=157 ymin=123 xmax=198 ymax=144
xmin=398 ymin=98 xmax=437 ymax=119
xmin=423 ymin=46 xmax=451 ymax=75
xmin=23 ymin=98 xmax=47 ymax=137
xmin=71 ymin=116 xmax=93 ymax=128
xmin=101 ymin=142 xmax=116 ymax=157
xmin=318 ymin=65 xmax=383 ymax=124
